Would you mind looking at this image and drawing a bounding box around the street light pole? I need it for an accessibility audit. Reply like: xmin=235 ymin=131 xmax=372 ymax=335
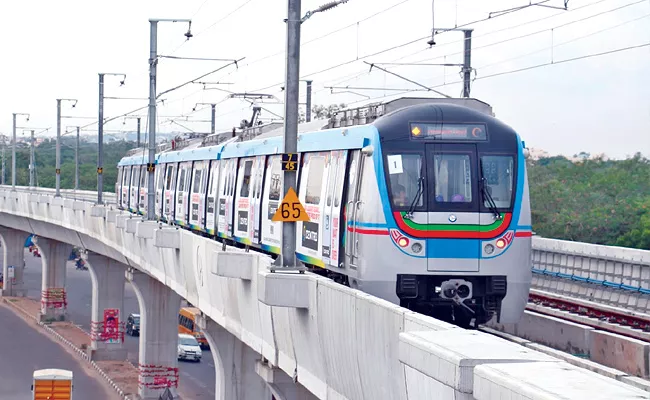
xmin=12 ymin=112 xmax=29 ymax=190
xmin=147 ymin=18 xmax=192 ymax=221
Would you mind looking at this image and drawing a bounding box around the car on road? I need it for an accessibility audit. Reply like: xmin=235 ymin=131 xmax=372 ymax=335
xmin=177 ymin=333 xmax=202 ymax=362
xmin=126 ymin=313 xmax=140 ymax=336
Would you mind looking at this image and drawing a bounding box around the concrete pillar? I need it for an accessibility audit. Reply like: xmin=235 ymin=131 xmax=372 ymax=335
xmin=34 ymin=236 xmax=72 ymax=321
xmin=86 ymin=253 xmax=128 ymax=361
xmin=126 ymin=268 xmax=181 ymax=399
xmin=197 ymin=315 xmax=272 ymax=400
xmin=0 ymin=227 xmax=29 ymax=297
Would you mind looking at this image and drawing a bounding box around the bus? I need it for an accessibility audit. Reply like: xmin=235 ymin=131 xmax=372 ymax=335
xmin=178 ymin=307 xmax=209 ymax=349
xmin=32 ymin=369 xmax=73 ymax=400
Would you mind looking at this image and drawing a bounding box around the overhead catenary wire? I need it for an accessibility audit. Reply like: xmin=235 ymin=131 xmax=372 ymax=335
xmin=344 ymin=41 xmax=650 ymax=107
xmin=320 ymin=0 xmax=631 ymax=90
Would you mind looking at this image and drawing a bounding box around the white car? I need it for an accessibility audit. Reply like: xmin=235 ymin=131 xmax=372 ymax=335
xmin=177 ymin=333 xmax=202 ymax=362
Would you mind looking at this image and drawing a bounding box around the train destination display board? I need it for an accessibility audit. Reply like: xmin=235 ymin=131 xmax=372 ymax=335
xmin=410 ymin=123 xmax=487 ymax=141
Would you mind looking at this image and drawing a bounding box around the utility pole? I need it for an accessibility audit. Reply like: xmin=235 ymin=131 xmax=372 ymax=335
xmin=305 ymin=80 xmax=313 ymax=122
xmin=12 ymin=112 xmax=29 ymax=190
xmin=136 ymin=117 xmax=141 ymax=147
xmin=75 ymin=127 xmax=80 ymax=190
xmin=12 ymin=114 xmax=16 ymax=190
xmin=462 ymin=29 xmax=472 ymax=98
xmin=1 ymin=138 xmax=5 ymax=185
xmin=98 ymin=74 xmax=104 ymax=203
xmin=278 ymin=0 xmax=347 ymax=268
xmin=210 ymin=104 xmax=216 ymax=135
xmin=280 ymin=0 xmax=302 ymax=268
xmin=55 ymin=99 xmax=77 ymax=196
xmin=97 ymin=73 xmax=125 ymax=203
xmin=56 ymin=100 xmax=61 ymax=195
xmin=147 ymin=20 xmax=159 ymax=221
xmin=29 ymin=130 xmax=35 ymax=187
xmin=147 ymin=18 xmax=192 ymax=221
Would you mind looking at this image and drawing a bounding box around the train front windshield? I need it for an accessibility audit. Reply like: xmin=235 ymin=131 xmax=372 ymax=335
xmin=383 ymin=124 xmax=516 ymax=214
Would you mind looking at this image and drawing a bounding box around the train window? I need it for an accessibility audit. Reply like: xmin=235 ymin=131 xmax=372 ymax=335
xmin=387 ymin=153 xmax=423 ymax=208
xmin=178 ymin=169 xmax=186 ymax=192
xmin=140 ymin=166 xmax=147 ymax=188
xmin=157 ymin=166 xmax=165 ymax=190
xmin=480 ymin=155 xmax=514 ymax=208
xmin=268 ymin=157 xmax=282 ymax=200
xmin=122 ymin=168 xmax=129 ymax=186
xmin=240 ymin=160 xmax=253 ymax=197
xmin=305 ymin=155 xmax=326 ymax=205
xmin=192 ymin=169 xmax=202 ymax=194
xmin=334 ymin=154 xmax=345 ymax=207
xmin=326 ymin=153 xmax=336 ymax=207
xmin=433 ymin=154 xmax=472 ymax=203
xmin=165 ymin=166 xmax=174 ymax=190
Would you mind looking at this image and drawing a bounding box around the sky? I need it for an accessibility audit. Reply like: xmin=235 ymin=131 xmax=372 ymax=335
xmin=0 ymin=0 xmax=648 ymax=159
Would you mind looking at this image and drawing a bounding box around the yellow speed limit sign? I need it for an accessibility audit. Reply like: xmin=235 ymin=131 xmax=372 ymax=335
xmin=271 ymin=187 xmax=310 ymax=222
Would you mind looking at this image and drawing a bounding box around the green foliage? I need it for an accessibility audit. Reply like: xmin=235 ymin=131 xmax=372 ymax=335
xmin=4 ymin=138 xmax=136 ymax=192
xmin=528 ymin=153 xmax=650 ymax=250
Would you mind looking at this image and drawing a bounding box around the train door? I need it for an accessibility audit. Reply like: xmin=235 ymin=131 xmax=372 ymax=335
xmin=155 ymin=164 xmax=165 ymax=219
xmin=205 ymin=161 xmax=220 ymax=235
xmin=189 ymin=160 xmax=208 ymax=231
xmin=121 ymin=166 xmax=131 ymax=210
xmin=129 ymin=166 xmax=141 ymax=213
xmin=116 ymin=167 xmax=123 ymax=207
xmin=322 ymin=150 xmax=348 ymax=268
xmin=234 ymin=157 xmax=255 ymax=244
xmin=344 ymin=150 xmax=364 ymax=269
xmin=296 ymin=151 xmax=330 ymax=267
xmin=426 ymin=143 xmax=480 ymax=272
xmin=217 ymin=158 xmax=237 ymax=239
xmin=138 ymin=165 xmax=147 ymax=215
xmin=260 ymin=155 xmax=282 ymax=255
xmin=163 ymin=163 xmax=177 ymax=222
xmin=175 ymin=161 xmax=192 ymax=226
xmin=251 ymin=156 xmax=265 ymax=245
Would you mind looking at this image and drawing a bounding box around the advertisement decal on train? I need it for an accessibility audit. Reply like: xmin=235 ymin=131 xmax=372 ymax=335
xmin=189 ymin=160 xmax=209 ymax=231
xmin=260 ymin=155 xmax=282 ymax=254
xmin=205 ymin=161 xmax=220 ymax=235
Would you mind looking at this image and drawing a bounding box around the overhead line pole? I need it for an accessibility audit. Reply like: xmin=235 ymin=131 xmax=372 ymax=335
xmin=29 ymin=130 xmax=35 ymax=187
xmin=97 ymin=72 xmax=126 ymax=204
xmin=12 ymin=112 xmax=30 ymax=190
xmin=55 ymin=99 xmax=77 ymax=196
xmin=147 ymin=18 xmax=193 ymax=221
xmin=279 ymin=0 xmax=348 ymax=270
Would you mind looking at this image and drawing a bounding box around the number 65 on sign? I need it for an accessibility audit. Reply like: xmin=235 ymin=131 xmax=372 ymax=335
xmin=272 ymin=188 xmax=310 ymax=222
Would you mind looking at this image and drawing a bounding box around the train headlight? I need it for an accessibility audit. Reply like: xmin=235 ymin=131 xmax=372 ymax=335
xmin=484 ymin=244 xmax=495 ymax=254
xmin=411 ymin=243 xmax=422 ymax=253
xmin=398 ymin=237 xmax=409 ymax=247
xmin=496 ymin=239 xmax=506 ymax=249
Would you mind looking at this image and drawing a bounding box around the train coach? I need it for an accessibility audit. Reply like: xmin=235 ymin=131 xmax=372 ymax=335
xmin=116 ymin=97 xmax=532 ymax=328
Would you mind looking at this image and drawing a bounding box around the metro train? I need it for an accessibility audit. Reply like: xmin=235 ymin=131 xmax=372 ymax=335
xmin=116 ymin=97 xmax=533 ymax=327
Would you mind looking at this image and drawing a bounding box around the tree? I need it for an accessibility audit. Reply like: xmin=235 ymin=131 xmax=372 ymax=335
xmin=299 ymin=103 xmax=348 ymax=122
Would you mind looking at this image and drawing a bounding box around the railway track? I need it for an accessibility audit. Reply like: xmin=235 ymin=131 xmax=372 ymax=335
xmin=526 ymin=288 xmax=650 ymax=342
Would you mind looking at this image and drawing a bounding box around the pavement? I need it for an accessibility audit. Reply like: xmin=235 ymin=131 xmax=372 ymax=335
xmin=19 ymin=249 xmax=217 ymax=398
xmin=0 ymin=302 xmax=119 ymax=400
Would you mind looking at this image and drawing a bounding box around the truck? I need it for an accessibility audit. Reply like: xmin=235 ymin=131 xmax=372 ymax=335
xmin=32 ymin=369 xmax=73 ymax=400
